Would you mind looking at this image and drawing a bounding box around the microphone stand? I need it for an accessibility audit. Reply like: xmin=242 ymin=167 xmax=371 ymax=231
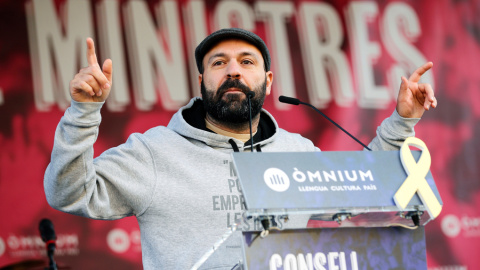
xmin=247 ymin=91 xmax=255 ymax=152
xmin=45 ymin=242 xmax=57 ymax=270
xmin=39 ymin=219 xmax=58 ymax=270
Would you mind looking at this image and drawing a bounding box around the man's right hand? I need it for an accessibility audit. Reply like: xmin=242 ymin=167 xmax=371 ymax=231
xmin=69 ymin=37 xmax=113 ymax=102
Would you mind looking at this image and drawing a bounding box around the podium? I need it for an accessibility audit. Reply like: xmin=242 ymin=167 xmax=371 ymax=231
xmin=192 ymin=149 xmax=442 ymax=270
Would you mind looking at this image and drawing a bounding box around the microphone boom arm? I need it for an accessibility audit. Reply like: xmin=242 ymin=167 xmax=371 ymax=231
xmin=300 ymin=101 xmax=372 ymax=151
xmin=279 ymin=95 xmax=372 ymax=151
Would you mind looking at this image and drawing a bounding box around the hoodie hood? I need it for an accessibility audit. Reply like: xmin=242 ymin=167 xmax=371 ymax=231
xmin=167 ymin=97 xmax=278 ymax=150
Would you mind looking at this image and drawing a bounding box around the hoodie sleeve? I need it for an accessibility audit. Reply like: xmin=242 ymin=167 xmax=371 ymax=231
xmin=367 ymin=109 xmax=420 ymax=151
xmin=44 ymin=101 xmax=156 ymax=220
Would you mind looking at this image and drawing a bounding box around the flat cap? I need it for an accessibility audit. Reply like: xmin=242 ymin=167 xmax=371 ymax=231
xmin=195 ymin=28 xmax=271 ymax=73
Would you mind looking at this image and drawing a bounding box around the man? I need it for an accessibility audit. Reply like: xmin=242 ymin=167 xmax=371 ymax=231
xmin=44 ymin=28 xmax=436 ymax=269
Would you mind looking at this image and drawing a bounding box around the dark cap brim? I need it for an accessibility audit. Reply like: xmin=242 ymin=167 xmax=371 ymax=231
xmin=195 ymin=28 xmax=271 ymax=73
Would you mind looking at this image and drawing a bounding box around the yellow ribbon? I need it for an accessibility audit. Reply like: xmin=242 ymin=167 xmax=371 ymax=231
xmin=394 ymin=137 xmax=442 ymax=219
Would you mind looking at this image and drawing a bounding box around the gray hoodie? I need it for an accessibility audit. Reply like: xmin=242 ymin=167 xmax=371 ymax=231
xmin=44 ymin=97 xmax=418 ymax=269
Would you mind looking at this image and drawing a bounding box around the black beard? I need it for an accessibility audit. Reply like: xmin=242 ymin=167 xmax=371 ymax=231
xmin=201 ymin=78 xmax=267 ymax=124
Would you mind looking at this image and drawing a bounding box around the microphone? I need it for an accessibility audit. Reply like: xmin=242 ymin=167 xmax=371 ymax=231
xmin=39 ymin=218 xmax=56 ymax=247
xmin=279 ymin=95 xmax=372 ymax=151
xmin=278 ymin=95 xmax=300 ymax=105
xmin=246 ymin=91 xmax=255 ymax=152
xmin=39 ymin=219 xmax=58 ymax=270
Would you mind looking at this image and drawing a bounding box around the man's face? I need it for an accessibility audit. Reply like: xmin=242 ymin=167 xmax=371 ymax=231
xmin=199 ymin=39 xmax=273 ymax=124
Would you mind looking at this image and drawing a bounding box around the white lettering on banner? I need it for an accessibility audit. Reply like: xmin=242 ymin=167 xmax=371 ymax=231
xmin=284 ymin=254 xmax=296 ymax=270
xmin=297 ymin=253 xmax=313 ymax=270
xmin=264 ymin=168 xmax=375 ymax=192
xmin=323 ymin=170 xmax=336 ymax=182
xmin=124 ymin=0 xmax=188 ymax=111
xmin=26 ymin=0 xmax=94 ymax=111
xmin=350 ymin=252 xmax=358 ymax=269
xmin=3 ymin=234 xmax=79 ymax=258
xmin=298 ymin=2 xmax=354 ymax=109
xmin=346 ymin=2 xmax=390 ymax=109
xmin=298 ymin=184 xmax=377 ymax=192
xmin=57 ymin=234 xmax=79 ymax=248
xmin=336 ymin=170 xmax=345 ymax=182
xmin=0 ymin=237 xmax=5 ymax=257
xmin=269 ymin=251 xmax=358 ymax=270
xmin=293 ymin=168 xmax=307 ymax=182
xmin=308 ymin=171 xmax=322 ymax=182
xmin=255 ymin=2 xmax=295 ymax=110
xmin=331 ymin=185 xmax=361 ymax=191
xmin=293 ymin=169 xmax=373 ymax=183
xmin=359 ymin=170 xmax=373 ymax=181
xmin=25 ymin=0 xmax=430 ymax=112
xmin=314 ymin=252 xmax=327 ymax=270
xmin=97 ymin=0 xmax=130 ymax=111
xmin=214 ymin=0 xmax=255 ymax=30
xmin=345 ymin=170 xmax=357 ymax=182
xmin=270 ymin=254 xmax=283 ymax=270
xmin=429 ymin=265 xmax=468 ymax=270
xmin=327 ymin=252 xmax=339 ymax=270
xmin=381 ymin=3 xmax=434 ymax=98
xmin=462 ymin=216 xmax=480 ymax=231
xmin=298 ymin=186 xmax=328 ymax=192
xmin=6 ymin=236 xmax=19 ymax=250
xmin=131 ymin=230 xmax=141 ymax=248
xmin=7 ymin=235 xmax=43 ymax=250
xmin=441 ymin=214 xmax=480 ymax=238
xmin=184 ymin=0 xmax=207 ymax=97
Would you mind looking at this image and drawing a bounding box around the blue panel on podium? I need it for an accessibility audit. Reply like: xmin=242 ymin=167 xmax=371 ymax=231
xmin=232 ymin=151 xmax=442 ymax=227
xmin=242 ymin=227 xmax=426 ymax=270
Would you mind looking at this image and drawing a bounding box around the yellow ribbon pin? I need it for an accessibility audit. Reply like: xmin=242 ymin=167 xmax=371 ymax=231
xmin=394 ymin=137 xmax=442 ymax=219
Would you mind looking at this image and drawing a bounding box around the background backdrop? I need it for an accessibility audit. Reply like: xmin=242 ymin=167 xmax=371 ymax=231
xmin=0 ymin=0 xmax=479 ymax=269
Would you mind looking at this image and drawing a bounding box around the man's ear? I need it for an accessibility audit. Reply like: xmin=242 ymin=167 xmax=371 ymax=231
xmin=265 ymin=71 xmax=273 ymax=96
xmin=198 ymin=74 xmax=203 ymax=87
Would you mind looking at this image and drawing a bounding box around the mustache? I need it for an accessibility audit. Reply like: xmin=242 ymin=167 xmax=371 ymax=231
xmin=215 ymin=79 xmax=251 ymax=99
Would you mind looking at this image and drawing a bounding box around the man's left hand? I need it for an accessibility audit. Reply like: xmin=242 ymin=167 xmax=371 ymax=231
xmin=396 ymin=62 xmax=437 ymax=118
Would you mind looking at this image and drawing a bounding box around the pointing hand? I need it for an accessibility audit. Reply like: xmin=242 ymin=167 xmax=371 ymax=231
xmin=69 ymin=38 xmax=113 ymax=102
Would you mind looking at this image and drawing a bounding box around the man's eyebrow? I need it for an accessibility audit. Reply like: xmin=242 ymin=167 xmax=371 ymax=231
xmin=207 ymin=53 xmax=227 ymax=64
xmin=239 ymin=51 xmax=260 ymax=60
xmin=207 ymin=51 xmax=261 ymax=64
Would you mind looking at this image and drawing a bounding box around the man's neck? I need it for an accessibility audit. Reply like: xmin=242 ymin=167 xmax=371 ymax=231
xmin=205 ymin=114 xmax=260 ymax=134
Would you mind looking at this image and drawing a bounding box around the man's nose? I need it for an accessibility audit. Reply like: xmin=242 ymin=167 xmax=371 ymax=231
xmin=226 ymin=60 xmax=242 ymax=79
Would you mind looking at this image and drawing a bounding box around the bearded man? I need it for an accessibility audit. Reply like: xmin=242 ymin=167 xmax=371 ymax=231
xmin=44 ymin=28 xmax=436 ymax=269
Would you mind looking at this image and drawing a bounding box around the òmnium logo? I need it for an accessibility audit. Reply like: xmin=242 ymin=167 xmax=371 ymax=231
xmin=441 ymin=214 xmax=461 ymax=238
xmin=107 ymin=229 xmax=130 ymax=253
xmin=264 ymin=168 xmax=290 ymax=192
xmin=441 ymin=214 xmax=480 ymax=238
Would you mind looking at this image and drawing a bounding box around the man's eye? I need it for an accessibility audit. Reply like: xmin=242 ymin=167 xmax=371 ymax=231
xmin=242 ymin=60 xmax=253 ymax=65
xmin=213 ymin=61 xmax=224 ymax=66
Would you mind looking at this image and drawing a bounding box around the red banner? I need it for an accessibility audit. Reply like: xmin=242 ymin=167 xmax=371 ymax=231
xmin=1 ymin=0 xmax=479 ymax=269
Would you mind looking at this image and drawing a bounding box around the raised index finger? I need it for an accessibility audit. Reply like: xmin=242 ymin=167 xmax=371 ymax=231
xmin=86 ymin=37 xmax=99 ymax=67
xmin=408 ymin=62 xmax=433 ymax=83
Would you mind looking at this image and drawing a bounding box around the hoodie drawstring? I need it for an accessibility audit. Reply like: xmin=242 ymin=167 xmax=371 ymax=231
xmin=228 ymin=139 xmax=240 ymax=152
xmin=228 ymin=139 xmax=262 ymax=152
